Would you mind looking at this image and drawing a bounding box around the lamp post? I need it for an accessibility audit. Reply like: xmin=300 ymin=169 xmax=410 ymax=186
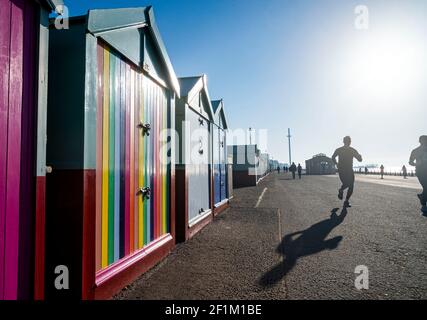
xmin=287 ymin=128 xmax=292 ymax=165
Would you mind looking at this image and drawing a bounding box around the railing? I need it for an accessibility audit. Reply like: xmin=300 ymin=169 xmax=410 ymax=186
xmin=354 ymin=170 xmax=416 ymax=177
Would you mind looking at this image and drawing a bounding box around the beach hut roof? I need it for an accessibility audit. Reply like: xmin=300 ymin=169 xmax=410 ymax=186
xmin=211 ymin=99 xmax=229 ymax=129
xmin=39 ymin=0 xmax=63 ymax=11
xmin=178 ymin=75 xmax=215 ymax=120
xmin=86 ymin=6 xmax=180 ymax=96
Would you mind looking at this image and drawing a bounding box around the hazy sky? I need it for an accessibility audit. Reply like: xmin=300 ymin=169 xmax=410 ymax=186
xmin=66 ymin=0 xmax=427 ymax=167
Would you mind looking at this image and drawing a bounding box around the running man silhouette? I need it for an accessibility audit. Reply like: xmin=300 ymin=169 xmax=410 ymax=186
xmin=332 ymin=136 xmax=363 ymax=208
xmin=409 ymin=135 xmax=427 ymax=215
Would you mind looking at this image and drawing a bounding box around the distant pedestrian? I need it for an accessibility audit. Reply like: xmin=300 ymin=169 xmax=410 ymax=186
xmin=380 ymin=165 xmax=385 ymax=179
xmin=409 ymin=135 xmax=427 ymax=215
xmin=402 ymin=165 xmax=408 ymax=179
xmin=289 ymin=162 xmax=297 ymax=180
xmin=297 ymin=164 xmax=302 ymax=179
xmin=277 ymin=166 xmax=281 ymax=174
xmin=283 ymin=166 xmax=286 ymax=173
xmin=365 ymin=167 xmax=368 ymax=175
xmin=332 ymin=136 xmax=363 ymax=208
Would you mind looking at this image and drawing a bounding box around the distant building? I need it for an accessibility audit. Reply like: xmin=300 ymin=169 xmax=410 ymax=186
xmin=305 ymin=154 xmax=336 ymax=175
xmin=227 ymin=145 xmax=269 ymax=188
xmin=269 ymin=159 xmax=279 ymax=171
xmin=259 ymin=153 xmax=270 ymax=177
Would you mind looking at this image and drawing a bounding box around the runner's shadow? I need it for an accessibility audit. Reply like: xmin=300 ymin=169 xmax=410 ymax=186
xmin=259 ymin=207 xmax=347 ymax=287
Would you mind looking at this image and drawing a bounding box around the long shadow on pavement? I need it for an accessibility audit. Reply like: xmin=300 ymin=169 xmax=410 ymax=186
xmin=259 ymin=207 xmax=347 ymax=287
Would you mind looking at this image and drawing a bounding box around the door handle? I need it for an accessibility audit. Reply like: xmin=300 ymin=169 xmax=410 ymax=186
xmin=137 ymin=122 xmax=151 ymax=136
xmin=199 ymin=138 xmax=203 ymax=154
xmin=137 ymin=187 xmax=151 ymax=199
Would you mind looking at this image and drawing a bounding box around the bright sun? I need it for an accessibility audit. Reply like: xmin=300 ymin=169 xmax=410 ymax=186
xmin=343 ymin=28 xmax=426 ymax=103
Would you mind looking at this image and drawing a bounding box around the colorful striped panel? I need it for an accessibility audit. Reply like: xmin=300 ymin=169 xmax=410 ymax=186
xmin=96 ymin=43 xmax=170 ymax=271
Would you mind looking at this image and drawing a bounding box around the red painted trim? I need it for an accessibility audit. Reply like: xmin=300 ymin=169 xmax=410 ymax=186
xmin=94 ymin=234 xmax=174 ymax=299
xmin=34 ymin=177 xmax=46 ymax=300
xmin=82 ymin=170 xmax=96 ymax=300
xmin=213 ymin=200 xmax=229 ymax=217
xmin=188 ymin=213 xmax=213 ymax=239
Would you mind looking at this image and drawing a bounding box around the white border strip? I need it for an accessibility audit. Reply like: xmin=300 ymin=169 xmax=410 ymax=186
xmin=255 ymin=187 xmax=268 ymax=208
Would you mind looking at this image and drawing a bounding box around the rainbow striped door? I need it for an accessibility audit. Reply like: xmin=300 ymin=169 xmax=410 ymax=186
xmin=95 ymin=42 xmax=170 ymax=272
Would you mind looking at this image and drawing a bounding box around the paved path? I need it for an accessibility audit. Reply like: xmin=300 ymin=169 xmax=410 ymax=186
xmin=115 ymin=173 xmax=427 ymax=300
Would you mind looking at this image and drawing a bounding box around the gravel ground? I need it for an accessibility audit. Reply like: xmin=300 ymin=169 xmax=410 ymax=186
xmin=115 ymin=172 xmax=427 ymax=300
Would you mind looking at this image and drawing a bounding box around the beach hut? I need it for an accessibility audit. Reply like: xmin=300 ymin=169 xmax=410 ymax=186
xmin=305 ymin=154 xmax=336 ymax=175
xmin=175 ymin=75 xmax=215 ymax=242
xmin=211 ymin=100 xmax=229 ymax=214
xmin=0 ymin=0 xmax=62 ymax=300
xmin=44 ymin=7 xmax=179 ymax=299
xmin=228 ymin=144 xmax=261 ymax=188
xmin=258 ymin=153 xmax=270 ymax=178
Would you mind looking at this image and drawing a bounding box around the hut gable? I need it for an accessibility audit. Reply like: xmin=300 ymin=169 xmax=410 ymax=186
xmin=39 ymin=0 xmax=63 ymax=11
xmin=178 ymin=75 xmax=214 ymax=121
xmin=211 ymin=99 xmax=228 ymax=129
xmin=87 ymin=6 xmax=180 ymax=96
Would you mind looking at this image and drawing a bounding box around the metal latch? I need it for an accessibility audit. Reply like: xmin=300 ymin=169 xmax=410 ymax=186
xmin=198 ymin=138 xmax=204 ymax=154
xmin=138 ymin=122 xmax=151 ymax=136
xmin=137 ymin=187 xmax=151 ymax=200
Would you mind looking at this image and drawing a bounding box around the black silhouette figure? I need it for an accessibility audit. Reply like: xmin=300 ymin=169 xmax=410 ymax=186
xmin=402 ymin=165 xmax=408 ymax=179
xmin=409 ymin=135 xmax=427 ymax=214
xmin=297 ymin=163 xmax=302 ymax=179
xmin=277 ymin=166 xmax=281 ymax=174
xmin=380 ymin=164 xmax=384 ymax=179
xmin=259 ymin=208 xmax=347 ymax=287
xmin=289 ymin=162 xmax=297 ymax=179
xmin=332 ymin=136 xmax=363 ymax=208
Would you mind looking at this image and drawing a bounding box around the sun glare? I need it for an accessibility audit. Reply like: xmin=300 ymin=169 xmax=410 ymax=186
xmin=343 ymin=28 xmax=426 ymax=103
